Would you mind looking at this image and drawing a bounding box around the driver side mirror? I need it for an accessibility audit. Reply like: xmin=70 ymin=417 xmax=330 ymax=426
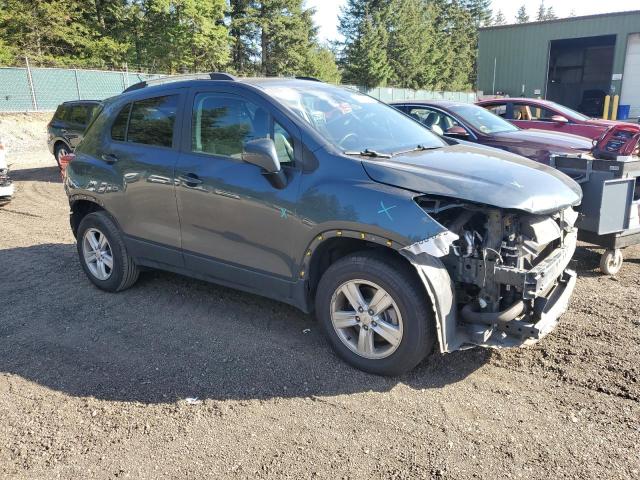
xmin=242 ymin=138 xmax=287 ymax=189
xmin=444 ymin=126 xmax=469 ymax=139
xmin=551 ymin=115 xmax=569 ymax=124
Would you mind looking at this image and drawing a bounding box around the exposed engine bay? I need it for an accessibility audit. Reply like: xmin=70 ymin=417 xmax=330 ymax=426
xmin=404 ymin=197 xmax=578 ymax=351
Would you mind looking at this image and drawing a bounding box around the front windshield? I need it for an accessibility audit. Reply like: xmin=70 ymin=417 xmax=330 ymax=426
xmin=261 ymin=83 xmax=445 ymax=154
xmin=449 ymin=104 xmax=518 ymax=134
xmin=548 ymin=102 xmax=590 ymax=121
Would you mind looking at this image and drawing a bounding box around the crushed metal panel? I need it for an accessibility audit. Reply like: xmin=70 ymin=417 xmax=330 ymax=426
xmin=400 ymin=244 xmax=466 ymax=353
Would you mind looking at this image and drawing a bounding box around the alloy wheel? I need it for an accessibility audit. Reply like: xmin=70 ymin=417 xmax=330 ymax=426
xmin=330 ymin=279 xmax=404 ymax=360
xmin=82 ymin=228 xmax=113 ymax=280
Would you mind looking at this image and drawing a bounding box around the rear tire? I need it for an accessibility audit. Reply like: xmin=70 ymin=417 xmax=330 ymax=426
xmin=315 ymin=251 xmax=435 ymax=376
xmin=54 ymin=142 xmax=70 ymax=169
xmin=76 ymin=211 xmax=139 ymax=292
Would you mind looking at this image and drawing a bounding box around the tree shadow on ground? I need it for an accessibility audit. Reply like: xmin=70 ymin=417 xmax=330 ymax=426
xmin=1 ymin=243 xmax=489 ymax=404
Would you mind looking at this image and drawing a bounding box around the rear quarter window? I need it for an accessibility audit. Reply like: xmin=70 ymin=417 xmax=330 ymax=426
xmin=111 ymin=104 xmax=131 ymax=142
xmin=53 ymin=105 xmax=68 ymax=122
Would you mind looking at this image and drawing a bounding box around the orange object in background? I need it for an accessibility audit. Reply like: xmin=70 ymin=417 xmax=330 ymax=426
xmin=58 ymin=153 xmax=75 ymax=180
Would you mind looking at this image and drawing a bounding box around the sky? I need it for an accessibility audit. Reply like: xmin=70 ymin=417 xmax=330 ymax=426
xmin=307 ymin=0 xmax=639 ymax=43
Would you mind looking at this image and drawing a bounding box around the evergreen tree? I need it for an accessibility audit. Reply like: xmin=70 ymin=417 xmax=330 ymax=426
xmin=305 ymin=46 xmax=341 ymax=83
xmin=387 ymin=0 xmax=434 ymax=89
xmin=0 ymin=0 xmax=94 ymax=66
xmin=516 ymin=5 xmax=529 ymax=24
xmin=142 ymin=0 xmax=229 ymax=73
xmin=341 ymin=8 xmax=393 ymax=88
xmin=545 ymin=7 xmax=558 ymax=20
xmin=536 ymin=1 xmax=546 ymax=21
xmin=228 ymin=0 xmax=258 ymax=75
xmin=460 ymin=0 xmax=492 ymax=27
xmin=493 ymin=10 xmax=506 ymax=25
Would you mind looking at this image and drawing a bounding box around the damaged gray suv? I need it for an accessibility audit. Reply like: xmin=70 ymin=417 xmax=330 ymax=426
xmin=64 ymin=74 xmax=581 ymax=375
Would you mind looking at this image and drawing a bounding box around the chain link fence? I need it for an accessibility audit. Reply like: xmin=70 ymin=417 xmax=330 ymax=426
xmin=0 ymin=63 xmax=477 ymax=113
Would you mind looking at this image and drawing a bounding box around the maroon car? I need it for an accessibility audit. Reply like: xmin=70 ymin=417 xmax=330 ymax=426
xmin=476 ymin=97 xmax=628 ymax=141
xmin=391 ymin=100 xmax=593 ymax=164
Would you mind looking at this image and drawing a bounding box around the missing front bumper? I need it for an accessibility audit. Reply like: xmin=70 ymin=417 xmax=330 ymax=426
xmin=463 ymin=269 xmax=577 ymax=349
xmin=405 ymin=229 xmax=578 ymax=353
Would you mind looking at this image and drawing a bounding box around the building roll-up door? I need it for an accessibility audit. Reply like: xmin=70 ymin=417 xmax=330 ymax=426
xmin=620 ymin=33 xmax=640 ymax=119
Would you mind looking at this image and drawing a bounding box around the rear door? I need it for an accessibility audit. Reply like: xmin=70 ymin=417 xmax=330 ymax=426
xmin=175 ymin=86 xmax=303 ymax=297
xmin=101 ymin=90 xmax=186 ymax=266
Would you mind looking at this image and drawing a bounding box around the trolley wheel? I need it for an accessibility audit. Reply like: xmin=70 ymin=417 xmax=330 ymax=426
xmin=600 ymin=249 xmax=623 ymax=276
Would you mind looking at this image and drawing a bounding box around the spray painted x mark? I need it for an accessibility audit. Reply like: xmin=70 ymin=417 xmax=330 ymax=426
xmin=377 ymin=201 xmax=397 ymax=221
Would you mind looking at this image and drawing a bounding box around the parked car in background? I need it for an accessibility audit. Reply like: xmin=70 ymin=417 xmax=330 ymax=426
xmin=48 ymin=100 xmax=101 ymax=167
xmin=476 ymin=97 xmax=629 ymax=141
xmin=391 ymin=100 xmax=593 ymax=164
xmin=0 ymin=137 xmax=14 ymax=205
xmin=64 ymin=74 xmax=581 ymax=375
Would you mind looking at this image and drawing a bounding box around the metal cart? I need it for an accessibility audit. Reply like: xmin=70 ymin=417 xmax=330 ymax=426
xmin=550 ymin=155 xmax=640 ymax=275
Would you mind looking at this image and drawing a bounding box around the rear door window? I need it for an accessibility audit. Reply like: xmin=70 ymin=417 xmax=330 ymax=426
xmin=127 ymin=95 xmax=178 ymax=148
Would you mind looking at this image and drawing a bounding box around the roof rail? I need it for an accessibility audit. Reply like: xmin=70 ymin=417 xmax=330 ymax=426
xmin=123 ymin=72 xmax=237 ymax=93
xmin=295 ymin=76 xmax=322 ymax=82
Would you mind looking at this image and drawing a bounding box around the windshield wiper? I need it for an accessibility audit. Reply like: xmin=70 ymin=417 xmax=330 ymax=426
xmin=392 ymin=144 xmax=441 ymax=156
xmin=343 ymin=149 xmax=392 ymax=158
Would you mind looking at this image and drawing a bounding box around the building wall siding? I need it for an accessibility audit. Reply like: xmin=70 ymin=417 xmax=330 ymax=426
xmin=478 ymin=11 xmax=640 ymax=102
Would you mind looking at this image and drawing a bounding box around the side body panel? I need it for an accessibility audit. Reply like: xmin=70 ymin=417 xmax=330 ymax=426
xmin=66 ymin=88 xmax=187 ymax=267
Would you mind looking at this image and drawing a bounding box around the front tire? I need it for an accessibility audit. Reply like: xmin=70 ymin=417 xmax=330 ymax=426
xmin=76 ymin=211 xmax=139 ymax=292
xmin=315 ymin=251 xmax=435 ymax=376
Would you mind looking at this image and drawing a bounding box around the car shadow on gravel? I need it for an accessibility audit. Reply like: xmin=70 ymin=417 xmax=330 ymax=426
xmin=10 ymin=165 xmax=61 ymax=183
xmin=1 ymin=243 xmax=489 ymax=404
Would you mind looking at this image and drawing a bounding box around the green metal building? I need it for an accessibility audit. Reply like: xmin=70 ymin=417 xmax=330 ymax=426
xmin=477 ymin=10 xmax=640 ymax=119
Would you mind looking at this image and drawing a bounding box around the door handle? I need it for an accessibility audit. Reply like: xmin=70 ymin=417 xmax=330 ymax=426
xmin=178 ymin=173 xmax=203 ymax=186
xmin=101 ymin=153 xmax=119 ymax=164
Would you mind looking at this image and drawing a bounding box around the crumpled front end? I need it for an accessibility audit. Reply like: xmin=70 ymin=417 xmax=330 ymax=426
xmin=401 ymin=197 xmax=578 ymax=352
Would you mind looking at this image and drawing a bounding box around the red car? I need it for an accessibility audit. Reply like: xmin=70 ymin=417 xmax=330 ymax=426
xmin=476 ymin=97 xmax=628 ymax=141
xmin=391 ymin=100 xmax=593 ymax=165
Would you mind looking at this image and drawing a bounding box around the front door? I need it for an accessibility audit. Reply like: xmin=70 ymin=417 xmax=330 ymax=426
xmin=175 ymin=88 xmax=302 ymax=297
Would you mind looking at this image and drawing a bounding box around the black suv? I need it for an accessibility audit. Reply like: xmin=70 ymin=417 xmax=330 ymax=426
xmin=64 ymin=73 xmax=581 ymax=375
xmin=48 ymin=100 xmax=101 ymax=166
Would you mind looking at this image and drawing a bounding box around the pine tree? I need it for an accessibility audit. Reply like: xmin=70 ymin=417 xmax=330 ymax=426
xmin=228 ymin=0 xmax=257 ymax=75
xmin=341 ymin=8 xmax=393 ymax=88
xmin=536 ymin=1 xmax=546 ymax=21
xmin=142 ymin=0 xmax=229 ymax=73
xmin=387 ymin=0 xmax=434 ymax=89
xmin=493 ymin=10 xmax=506 ymax=25
xmin=305 ymin=46 xmax=341 ymax=83
xmin=516 ymin=5 xmax=529 ymax=24
xmin=0 ymin=0 xmax=95 ymax=66
xmin=545 ymin=7 xmax=558 ymax=20
xmin=460 ymin=0 xmax=492 ymax=27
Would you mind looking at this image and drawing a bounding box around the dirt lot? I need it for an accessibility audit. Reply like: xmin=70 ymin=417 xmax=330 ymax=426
xmin=0 ymin=150 xmax=638 ymax=479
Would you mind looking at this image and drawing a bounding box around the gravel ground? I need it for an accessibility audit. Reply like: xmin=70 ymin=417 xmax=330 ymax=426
xmin=0 ymin=151 xmax=638 ymax=480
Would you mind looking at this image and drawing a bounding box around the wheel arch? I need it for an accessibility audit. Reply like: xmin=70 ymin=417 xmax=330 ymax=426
xmin=69 ymin=197 xmax=119 ymax=238
xmin=302 ymin=229 xmax=425 ymax=307
xmin=53 ymin=139 xmax=71 ymax=153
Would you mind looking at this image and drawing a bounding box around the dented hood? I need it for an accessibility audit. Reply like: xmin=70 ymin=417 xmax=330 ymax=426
xmin=361 ymin=144 xmax=582 ymax=214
